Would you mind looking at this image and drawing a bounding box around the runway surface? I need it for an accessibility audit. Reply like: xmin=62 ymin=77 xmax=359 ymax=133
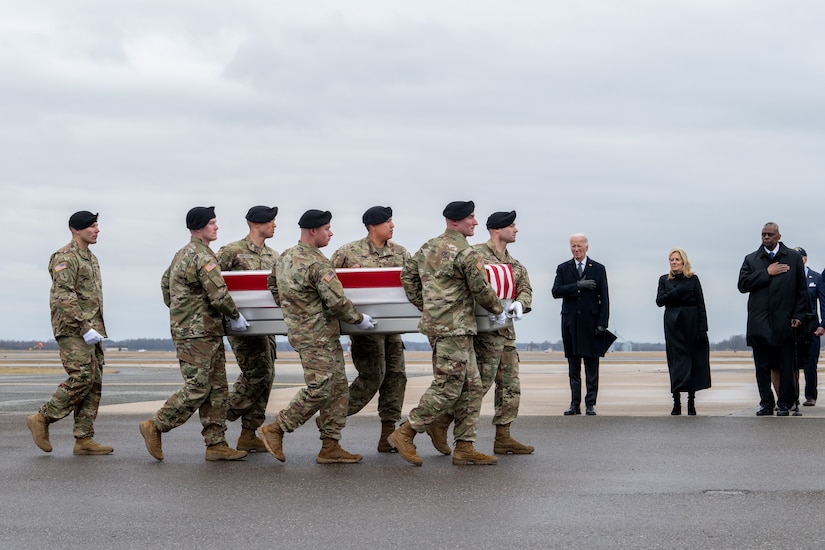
xmin=2 ymin=350 xmax=824 ymax=549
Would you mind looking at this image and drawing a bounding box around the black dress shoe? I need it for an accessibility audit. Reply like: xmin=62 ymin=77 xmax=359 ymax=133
xmin=776 ymin=407 xmax=790 ymax=416
xmin=585 ymin=407 xmax=596 ymax=416
xmin=563 ymin=408 xmax=581 ymax=416
xmin=756 ymin=407 xmax=774 ymax=416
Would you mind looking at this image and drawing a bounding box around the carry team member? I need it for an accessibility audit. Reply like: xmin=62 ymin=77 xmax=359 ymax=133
xmin=217 ymin=205 xmax=280 ymax=452
xmin=258 ymin=209 xmax=376 ymax=464
xmin=389 ymin=200 xmax=507 ymax=466
xmin=330 ymin=205 xmax=410 ymax=452
xmin=139 ymin=206 xmax=250 ymax=462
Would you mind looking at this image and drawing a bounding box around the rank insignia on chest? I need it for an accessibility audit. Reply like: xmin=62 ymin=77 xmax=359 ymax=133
xmin=205 ymin=261 xmax=218 ymax=272
xmin=54 ymin=262 xmax=67 ymax=272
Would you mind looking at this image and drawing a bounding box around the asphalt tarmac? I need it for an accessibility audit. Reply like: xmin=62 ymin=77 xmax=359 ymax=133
xmin=2 ymin=351 xmax=825 ymax=549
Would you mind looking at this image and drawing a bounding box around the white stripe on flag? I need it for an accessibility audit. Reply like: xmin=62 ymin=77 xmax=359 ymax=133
xmin=485 ymin=264 xmax=515 ymax=300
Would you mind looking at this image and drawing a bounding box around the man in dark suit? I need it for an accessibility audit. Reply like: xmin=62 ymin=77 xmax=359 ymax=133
xmin=737 ymin=223 xmax=809 ymax=416
xmin=552 ymin=233 xmax=610 ymax=416
xmin=794 ymin=248 xmax=825 ymax=407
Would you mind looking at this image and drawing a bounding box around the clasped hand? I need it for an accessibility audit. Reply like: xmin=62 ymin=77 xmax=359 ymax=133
xmin=577 ymin=278 xmax=597 ymax=291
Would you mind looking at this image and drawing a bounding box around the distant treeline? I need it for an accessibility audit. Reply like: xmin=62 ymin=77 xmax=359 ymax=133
xmin=0 ymin=335 xmax=776 ymax=353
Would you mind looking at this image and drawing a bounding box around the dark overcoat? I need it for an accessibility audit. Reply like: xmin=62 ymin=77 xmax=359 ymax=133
xmin=656 ymin=273 xmax=711 ymax=393
xmin=737 ymin=243 xmax=808 ymax=347
xmin=552 ymin=257 xmax=609 ymax=358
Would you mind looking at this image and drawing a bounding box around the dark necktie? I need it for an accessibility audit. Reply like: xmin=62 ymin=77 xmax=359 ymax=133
xmin=577 ymin=262 xmax=583 ymax=278
xmin=769 ymin=252 xmax=775 ymax=259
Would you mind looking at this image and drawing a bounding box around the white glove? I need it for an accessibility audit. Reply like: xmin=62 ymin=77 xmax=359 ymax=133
xmin=492 ymin=311 xmax=507 ymax=326
xmin=357 ymin=314 xmax=377 ymax=330
xmin=229 ymin=313 xmax=250 ymax=332
xmin=506 ymin=301 xmax=524 ymax=321
xmin=83 ymin=328 xmax=103 ymax=345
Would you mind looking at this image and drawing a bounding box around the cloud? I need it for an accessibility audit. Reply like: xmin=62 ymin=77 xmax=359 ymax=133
xmin=2 ymin=1 xmax=825 ymax=345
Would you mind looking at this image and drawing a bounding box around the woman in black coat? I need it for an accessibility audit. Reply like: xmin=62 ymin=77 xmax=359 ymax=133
xmin=656 ymin=248 xmax=711 ymax=415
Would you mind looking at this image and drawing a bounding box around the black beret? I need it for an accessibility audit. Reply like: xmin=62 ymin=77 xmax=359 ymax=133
xmin=362 ymin=206 xmax=392 ymax=226
xmin=486 ymin=210 xmax=516 ymax=230
xmin=442 ymin=200 xmax=475 ymax=221
xmin=246 ymin=205 xmax=278 ymax=223
xmin=186 ymin=206 xmax=216 ymax=230
xmin=795 ymin=247 xmax=807 ymax=257
xmin=298 ymin=209 xmax=332 ymax=229
xmin=68 ymin=211 xmax=98 ymax=230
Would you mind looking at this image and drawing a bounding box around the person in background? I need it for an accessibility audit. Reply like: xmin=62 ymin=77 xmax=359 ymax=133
xmin=737 ymin=222 xmax=808 ymax=417
xmin=793 ymin=247 xmax=824 ymax=408
xmin=217 ymin=205 xmax=280 ymax=452
xmin=27 ymin=211 xmax=113 ymax=456
xmin=552 ymin=233 xmax=610 ymax=416
xmin=655 ymin=248 xmax=711 ymax=415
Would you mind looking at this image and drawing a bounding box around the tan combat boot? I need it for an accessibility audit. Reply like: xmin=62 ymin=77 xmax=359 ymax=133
xmin=493 ymin=424 xmax=535 ymax=455
xmin=73 ymin=437 xmax=114 ymax=455
xmin=387 ymin=422 xmax=423 ymax=466
xmin=426 ymin=414 xmax=453 ymax=455
xmin=452 ymin=441 xmax=498 ymax=465
xmin=316 ymin=438 xmax=363 ymax=464
xmin=377 ymin=420 xmax=396 ymax=453
xmin=259 ymin=422 xmax=285 ymax=462
xmin=205 ymin=442 xmax=248 ymax=461
xmin=26 ymin=412 xmax=52 ymax=453
xmin=139 ymin=419 xmax=164 ymax=461
xmin=237 ymin=428 xmax=267 ymax=452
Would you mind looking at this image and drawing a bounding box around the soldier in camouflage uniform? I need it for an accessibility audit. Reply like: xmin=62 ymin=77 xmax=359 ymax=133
xmin=258 ymin=209 xmax=376 ymax=464
xmin=139 ymin=206 xmax=250 ymax=462
xmin=427 ymin=211 xmax=534 ymax=456
xmin=330 ymin=205 xmax=410 ymax=452
xmin=474 ymin=211 xmax=533 ymax=453
xmin=388 ymin=201 xmax=506 ymax=466
xmin=217 ymin=205 xmax=280 ymax=453
xmin=27 ymin=211 xmax=114 ymax=456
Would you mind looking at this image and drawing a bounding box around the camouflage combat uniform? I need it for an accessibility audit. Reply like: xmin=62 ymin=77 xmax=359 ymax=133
xmin=267 ymin=242 xmax=364 ymax=440
xmin=217 ymin=236 xmax=279 ymax=431
xmin=40 ymin=240 xmax=107 ymax=439
xmin=330 ymin=237 xmax=410 ymax=423
xmin=472 ymin=239 xmax=533 ymax=426
xmin=400 ymin=229 xmax=503 ymax=442
xmin=153 ymin=237 xmax=242 ymax=446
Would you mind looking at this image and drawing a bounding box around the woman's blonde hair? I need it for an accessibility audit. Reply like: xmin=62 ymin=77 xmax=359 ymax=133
xmin=668 ymin=248 xmax=694 ymax=279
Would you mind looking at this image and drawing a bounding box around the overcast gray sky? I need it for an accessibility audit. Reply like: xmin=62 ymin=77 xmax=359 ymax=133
xmin=2 ymin=1 xmax=824 ymax=345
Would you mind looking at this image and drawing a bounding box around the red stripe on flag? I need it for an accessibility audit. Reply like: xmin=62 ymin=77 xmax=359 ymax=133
xmin=224 ymin=272 xmax=269 ymax=291
xmin=336 ymin=268 xmax=403 ymax=288
xmin=224 ymin=268 xmax=403 ymax=291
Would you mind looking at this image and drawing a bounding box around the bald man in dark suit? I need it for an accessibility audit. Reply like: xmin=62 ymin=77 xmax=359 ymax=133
xmin=552 ymin=233 xmax=610 ymax=416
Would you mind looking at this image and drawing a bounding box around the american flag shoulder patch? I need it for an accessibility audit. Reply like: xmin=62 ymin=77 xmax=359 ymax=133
xmin=54 ymin=262 xmax=67 ymax=272
xmin=323 ymin=270 xmax=336 ymax=283
xmin=476 ymin=258 xmax=485 ymax=273
xmin=205 ymin=261 xmax=218 ymax=272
